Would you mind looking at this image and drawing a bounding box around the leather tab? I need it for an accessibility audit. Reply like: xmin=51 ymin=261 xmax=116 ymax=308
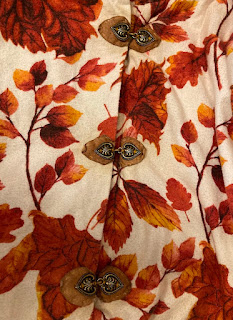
xmin=60 ymin=267 xmax=96 ymax=307
xmin=119 ymin=137 xmax=146 ymax=168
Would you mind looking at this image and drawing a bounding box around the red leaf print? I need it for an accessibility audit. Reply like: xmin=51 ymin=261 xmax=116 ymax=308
xmin=162 ymin=240 xmax=180 ymax=269
xmin=153 ymin=23 xmax=188 ymax=42
xmin=222 ymin=215 xmax=233 ymax=234
xmin=166 ymin=178 xmax=192 ymax=211
xmin=0 ymin=119 xmax=19 ymax=139
xmin=205 ymin=205 xmax=219 ymax=230
xmin=179 ymin=238 xmax=195 ymax=260
xmin=0 ymin=180 xmax=4 ymax=190
xmin=46 ymin=105 xmax=82 ymax=128
xmin=158 ymin=0 xmax=197 ymax=25
xmin=40 ymin=124 xmax=77 ymax=148
xmin=96 ymin=247 xmax=111 ymax=274
xmin=111 ymin=254 xmax=138 ymax=281
xmin=150 ymin=300 xmax=170 ymax=315
xmin=120 ymin=60 xmax=171 ymax=153
xmin=53 ymin=85 xmax=78 ymax=103
xmin=34 ymin=164 xmax=56 ymax=194
xmin=30 ymin=60 xmax=47 ymax=86
xmin=0 ymin=89 xmax=18 ymax=116
xmin=186 ymin=247 xmax=233 ymax=319
xmin=211 ymin=165 xmax=225 ymax=193
xmin=0 ymin=143 xmax=6 ymax=162
xmin=126 ymin=288 xmax=156 ymax=309
xmin=0 ymin=204 xmax=24 ymax=243
xmin=96 ymin=199 xmax=108 ymax=224
xmin=171 ymin=145 xmax=195 ymax=167
xmin=219 ymin=200 xmax=230 ymax=221
xmin=55 ymin=150 xmax=75 ymax=177
xmin=123 ymin=180 xmax=181 ymax=231
xmin=0 ymin=1 xmax=103 ymax=56
xmin=60 ymin=164 xmax=87 ymax=185
xmin=0 ymin=234 xmax=35 ymax=293
xmin=181 ymin=120 xmax=198 ymax=144
xmin=166 ymin=35 xmax=217 ymax=88
xmin=103 ymin=184 xmax=132 ymax=253
xmin=98 ymin=116 xmax=118 ymax=141
xmin=136 ymin=264 xmax=160 ymax=290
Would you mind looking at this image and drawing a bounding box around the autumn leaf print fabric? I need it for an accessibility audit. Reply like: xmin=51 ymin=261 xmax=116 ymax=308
xmin=0 ymin=0 xmax=233 ymax=319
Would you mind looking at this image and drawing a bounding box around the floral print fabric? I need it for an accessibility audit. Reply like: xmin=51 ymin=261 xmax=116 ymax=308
xmin=0 ymin=0 xmax=233 ymax=319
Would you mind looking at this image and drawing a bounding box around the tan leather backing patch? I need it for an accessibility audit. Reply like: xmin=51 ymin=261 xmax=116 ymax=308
xmin=98 ymin=16 xmax=130 ymax=47
xmin=97 ymin=266 xmax=131 ymax=303
xmin=60 ymin=267 xmax=95 ymax=307
xmin=119 ymin=136 xmax=146 ymax=168
xmin=82 ymin=135 xmax=115 ymax=165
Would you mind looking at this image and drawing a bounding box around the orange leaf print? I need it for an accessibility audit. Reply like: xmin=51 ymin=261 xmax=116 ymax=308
xmin=181 ymin=120 xmax=198 ymax=144
xmin=46 ymin=105 xmax=82 ymax=128
xmin=136 ymin=264 xmax=160 ymax=290
xmin=216 ymin=130 xmax=227 ymax=145
xmin=120 ymin=60 xmax=171 ymax=153
xmin=0 ymin=143 xmax=6 ymax=162
xmin=126 ymin=288 xmax=156 ymax=309
xmin=187 ymin=247 xmax=233 ymax=319
xmin=40 ymin=125 xmax=77 ymax=148
xmin=150 ymin=300 xmax=170 ymax=315
xmin=34 ymin=164 xmax=56 ymax=195
xmin=30 ymin=60 xmax=47 ymax=86
xmin=0 ymin=234 xmax=35 ymax=293
xmin=166 ymin=178 xmax=192 ymax=211
xmin=53 ymin=85 xmax=78 ymax=103
xmin=171 ymin=260 xmax=202 ymax=298
xmin=78 ymin=58 xmax=116 ymax=91
xmin=123 ymin=180 xmax=181 ymax=231
xmin=0 ymin=119 xmax=19 ymax=139
xmin=111 ymin=254 xmax=138 ymax=281
xmin=171 ymin=145 xmax=195 ymax=167
xmin=35 ymin=85 xmax=53 ymax=108
xmin=0 ymin=89 xmax=18 ymax=116
xmin=55 ymin=150 xmax=75 ymax=177
xmin=217 ymin=0 xmax=227 ymax=3
xmin=153 ymin=23 xmax=188 ymax=43
xmin=98 ymin=116 xmax=118 ymax=141
xmin=0 ymin=1 xmax=103 ymax=56
xmin=0 ymin=204 xmax=24 ymax=243
xmin=158 ymin=0 xmax=197 ymax=25
xmin=103 ymin=184 xmax=132 ymax=253
xmin=162 ymin=240 xmax=180 ymax=269
xmin=58 ymin=52 xmax=83 ymax=65
xmin=197 ymin=103 xmax=215 ymax=128
xmin=60 ymin=164 xmax=88 ymax=185
xmin=13 ymin=69 xmax=35 ymax=91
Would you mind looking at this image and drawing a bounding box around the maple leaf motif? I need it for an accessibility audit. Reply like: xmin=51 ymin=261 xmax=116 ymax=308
xmin=166 ymin=35 xmax=217 ymax=88
xmin=103 ymin=184 xmax=133 ymax=253
xmin=0 ymin=0 xmax=103 ymax=56
xmin=0 ymin=204 xmax=24 ymax=243
xmin=166 ymin=178 xmax=192 ymax=211
xmin=120 ymin=60 xmax=171 ymax=153
xmin=187 ymin=247 xmax=233 ymax=319
xmin=123 ymin=180 xmax=181 ymax=231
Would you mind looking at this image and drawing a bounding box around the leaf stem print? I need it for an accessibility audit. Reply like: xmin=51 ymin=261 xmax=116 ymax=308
xmin=214 ymin=4 xmax=233 ymax=89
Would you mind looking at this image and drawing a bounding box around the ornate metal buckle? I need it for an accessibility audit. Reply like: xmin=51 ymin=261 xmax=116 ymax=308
xmin=111 ymin=23 xmax=130 ymax=41
xmin=121 ymin=143 xmax=141 ymax=160
xmin=75 ymin=273 xmax=96 ymax=296
xmin=95 ymin=142 xmax=115 ymax=160
xmin=97 ymin=272 xmax=124 ymax=295
xmin=134 ymin=30 xmax=155 ymax=46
